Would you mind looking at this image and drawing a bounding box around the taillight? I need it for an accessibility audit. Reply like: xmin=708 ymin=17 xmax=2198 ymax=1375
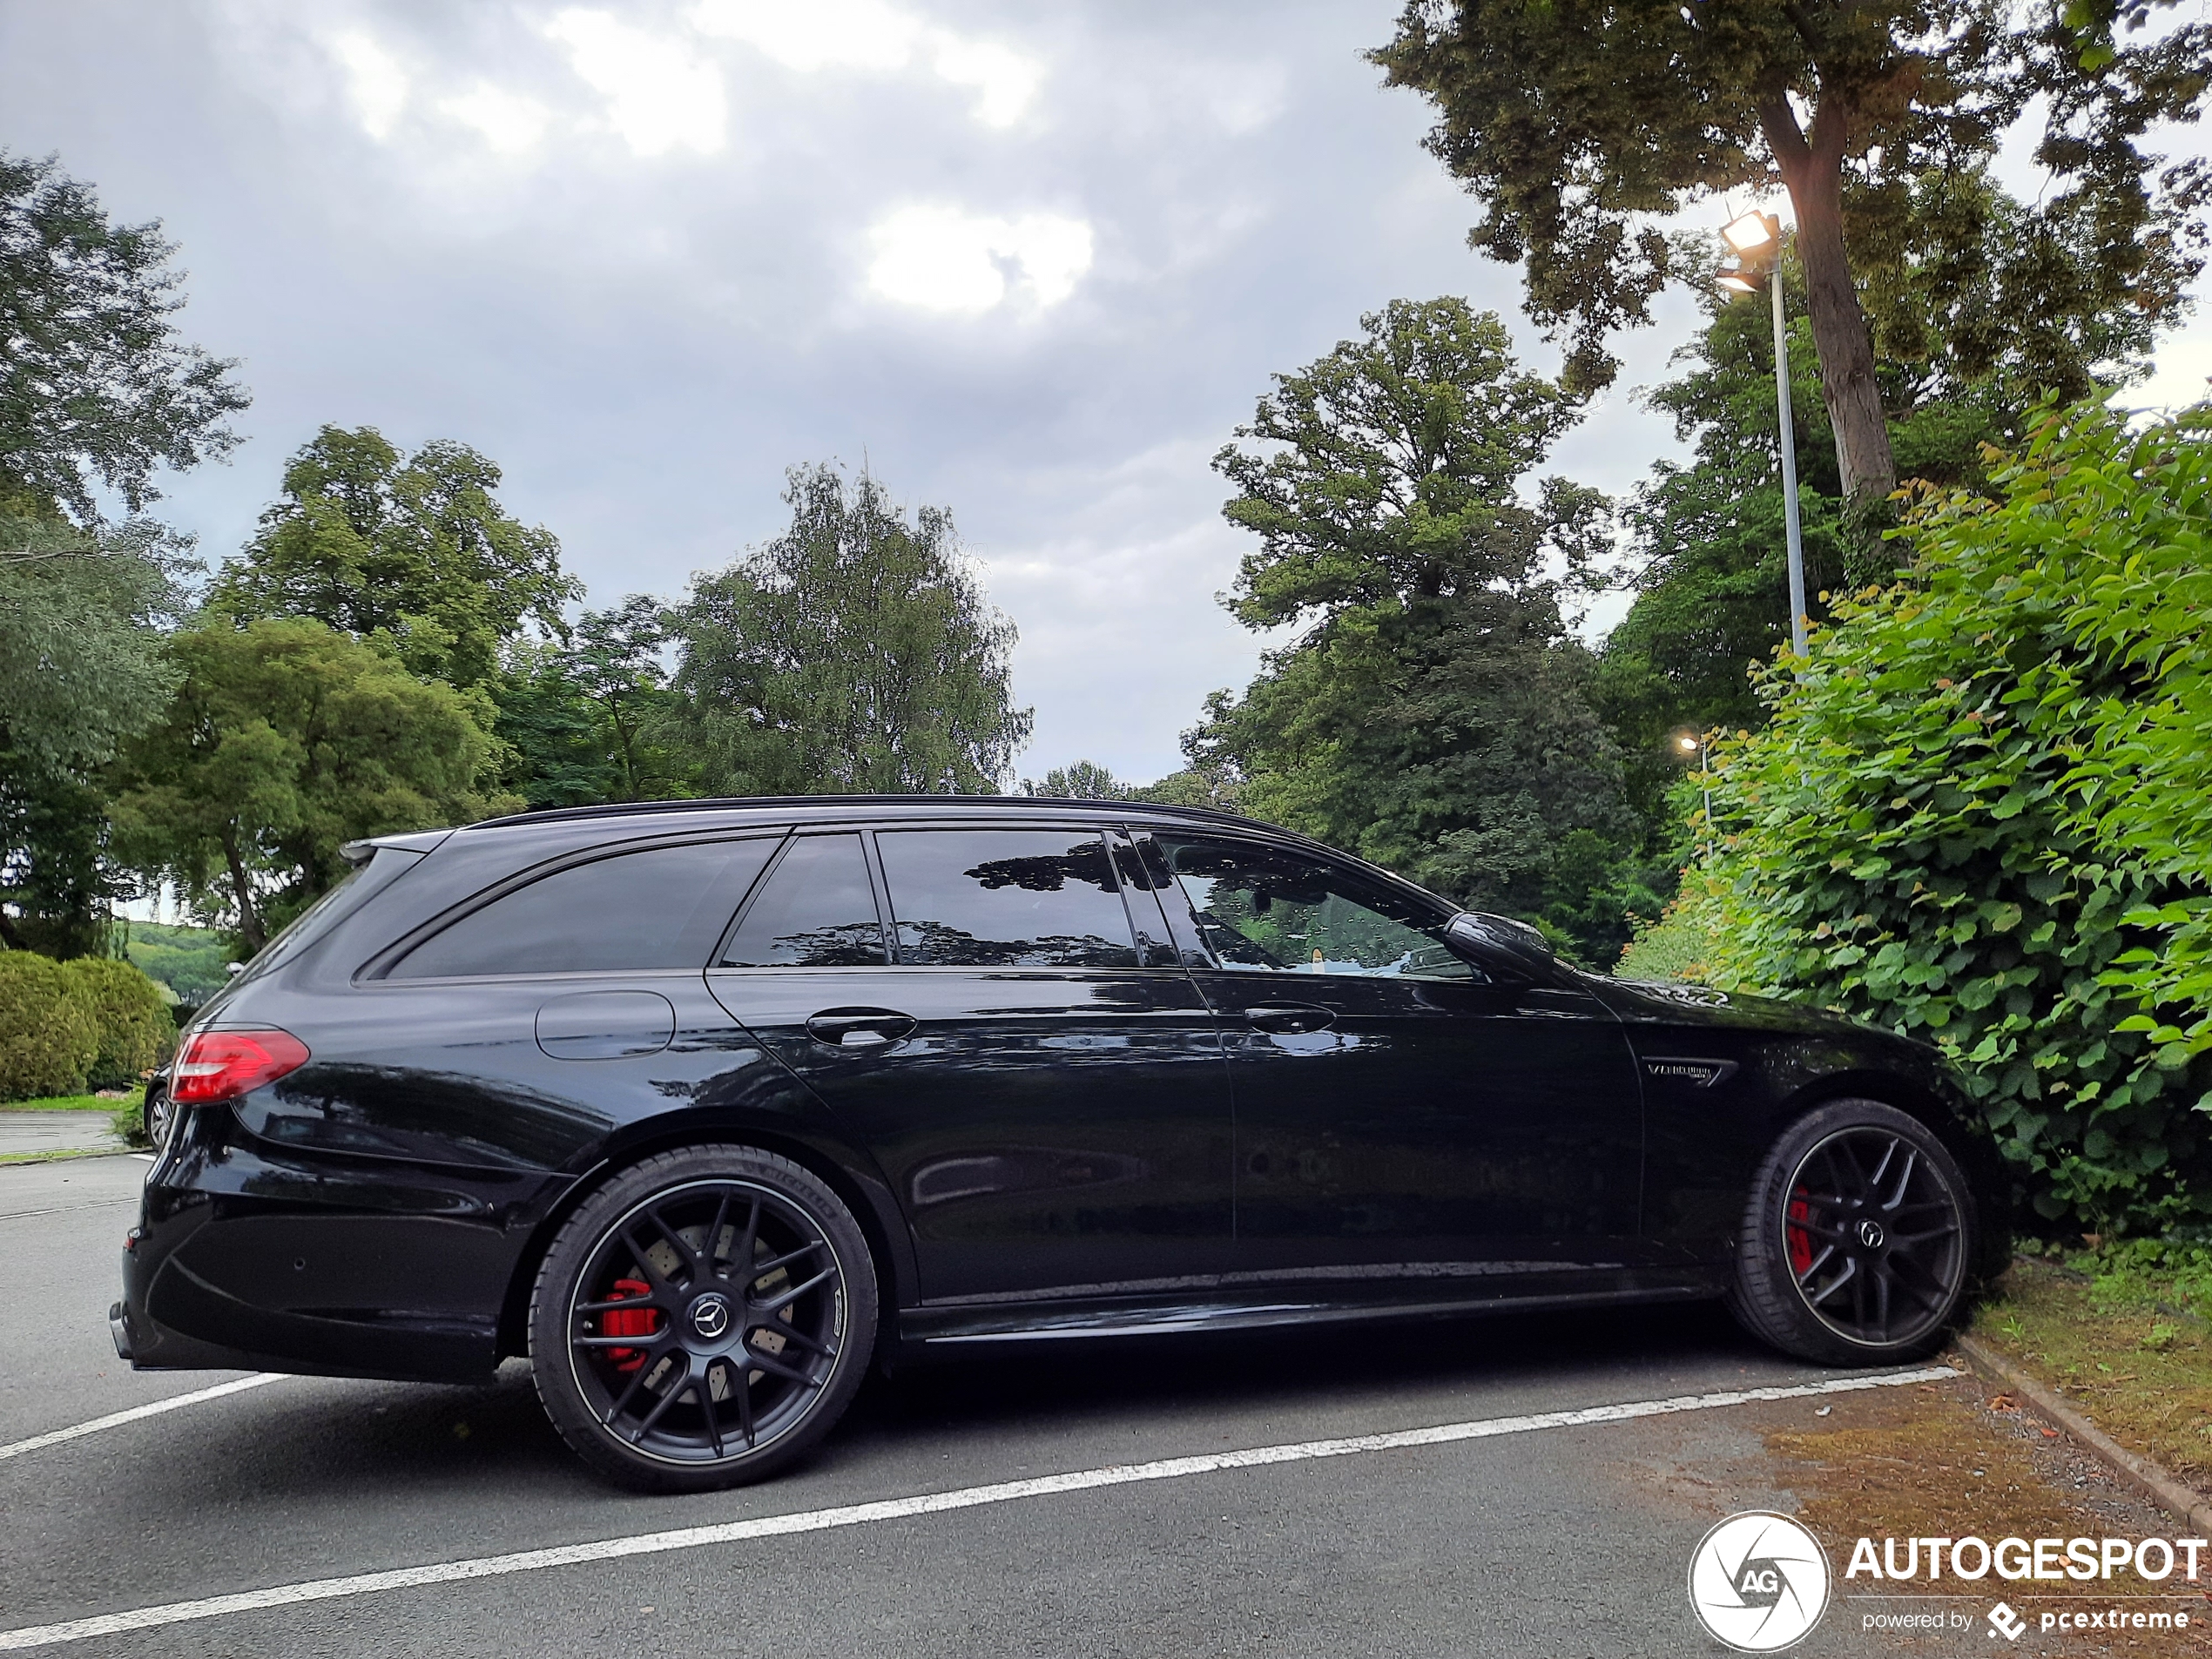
xmin=170 ymin=1028 xmax=312 ymax=1104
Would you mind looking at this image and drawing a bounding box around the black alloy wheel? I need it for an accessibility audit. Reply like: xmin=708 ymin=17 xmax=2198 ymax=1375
xmin=1727 ymin=1098 xmax=1973 ymax=1366
xmin=529 ymin=1146 xmax=877 ymax=1491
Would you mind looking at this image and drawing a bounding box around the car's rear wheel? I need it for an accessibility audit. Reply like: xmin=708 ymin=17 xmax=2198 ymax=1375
xmin=529 ymin=1144 xmax=876 ymax=1492
xmin=1726 ymin=1098 xmax=1973 ymax=1366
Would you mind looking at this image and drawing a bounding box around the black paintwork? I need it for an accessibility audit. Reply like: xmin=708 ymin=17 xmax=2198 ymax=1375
xmin=113 ymin=796 xmax=2006 ymax=1381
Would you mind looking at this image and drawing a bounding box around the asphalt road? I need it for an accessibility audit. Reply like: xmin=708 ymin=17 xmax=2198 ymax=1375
xmin=3 ymin=1155 xmax=1935 ymax=1657
xmin=0 ymin=1114 xmax=124 ymax=1158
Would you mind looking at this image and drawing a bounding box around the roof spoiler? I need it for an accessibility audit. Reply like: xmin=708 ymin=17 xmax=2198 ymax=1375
xmin=338 ymin=828 xmax=454 ymax=867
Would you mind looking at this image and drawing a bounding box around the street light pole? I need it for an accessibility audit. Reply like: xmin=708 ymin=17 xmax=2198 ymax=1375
xmin=1719 ymin=211 xmax=1809 ymax=661
xmin=1769 ymin=258 xmax=1808 ymax=659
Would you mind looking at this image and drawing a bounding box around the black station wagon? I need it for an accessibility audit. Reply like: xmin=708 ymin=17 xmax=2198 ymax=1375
xmin=113 ymin=797 xmax=2006 ymax=1489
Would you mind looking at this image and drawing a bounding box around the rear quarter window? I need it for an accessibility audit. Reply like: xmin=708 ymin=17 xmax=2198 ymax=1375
xmin=389 ymin=839 xmax=777 ymax=978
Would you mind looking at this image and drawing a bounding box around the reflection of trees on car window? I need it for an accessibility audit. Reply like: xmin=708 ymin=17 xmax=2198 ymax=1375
xmin=895 ymin=918 xmax=1136 ymax=969
xmin=962 ymin=846 xmax=1115 ymax=894
xmin=725 ymin=921 xmax=887 ymax=968
xmin=1161 ymin=839 xmax=1469 ymax=981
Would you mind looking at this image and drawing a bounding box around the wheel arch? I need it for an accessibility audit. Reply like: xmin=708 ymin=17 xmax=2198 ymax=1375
xmin=1758 ymin=1066 xmax=2012 ymax=1286
xmin=494 ymin=1111 xmax=915 ymax=1361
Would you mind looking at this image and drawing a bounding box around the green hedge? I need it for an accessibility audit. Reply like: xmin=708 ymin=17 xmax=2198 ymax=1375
xmin=61 ymin=958 xmax=173 ymax=1089
xmin=0 ymin=954 xmax=173 ymax=1102
xmin=1703 ymin=402 xmax=2212 ymax=1235
xmin=0 ymin=954 xmax=99 ymax=1102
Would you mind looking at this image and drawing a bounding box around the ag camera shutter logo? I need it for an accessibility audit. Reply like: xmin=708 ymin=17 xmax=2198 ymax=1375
xmin=1688 ymin=1512 xmax=1832 ymax=1650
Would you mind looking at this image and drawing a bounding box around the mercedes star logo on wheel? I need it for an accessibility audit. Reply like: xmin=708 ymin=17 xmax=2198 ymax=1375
xmin=1857 ymin=1219 xmax=1885 ymax=1250
xmin=690 ymin=1295 xmax=732 ymax=1339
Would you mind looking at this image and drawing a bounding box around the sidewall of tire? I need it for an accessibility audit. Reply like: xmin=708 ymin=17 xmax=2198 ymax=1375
xmin=1727 ymin=1097 xmax=1978 ymax=1367
xmin=529 ymin=1144 xmax=879 ymax=1492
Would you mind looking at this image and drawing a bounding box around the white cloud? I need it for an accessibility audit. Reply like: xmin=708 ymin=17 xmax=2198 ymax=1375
xmin=443 ymin=84 xmax=551 ymax=153
xmin=332 ymin=30 xmax=408 ymax=139
xmin=692 ymin=0 xmax=1041 ymax=127
xmin=691 ymin=0 xmax=917 ymax=72
xmin=545 ymin=10 xmax=725 ymax=157
xmin=867 ymin=205 xmax=1094 ymax=314
xmin=930 ymin=37 xmax=1039 ymax=129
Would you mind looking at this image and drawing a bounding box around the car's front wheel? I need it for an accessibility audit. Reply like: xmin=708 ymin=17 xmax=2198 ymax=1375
xmin=1726 ymin=1098 xmax=1974 ymax=1366
xmin=529 ymin=1144 xmax=877 ymax=1492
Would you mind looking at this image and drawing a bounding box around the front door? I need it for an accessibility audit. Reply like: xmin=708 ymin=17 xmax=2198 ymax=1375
xmin=1137 ymin=831 xmax=1645 ymax=1289
xmin=706 ymin=825 xmax=1234 ymax=1305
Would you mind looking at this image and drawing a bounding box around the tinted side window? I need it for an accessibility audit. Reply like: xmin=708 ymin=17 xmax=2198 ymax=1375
xmin=392 ymin=840 xmax=776 ymax=978
xmin=878 ymin=829 xmax=1138 ymax=969
xmin=719 ymin=833 xmax=887 ymax=968
xmin=1155 ymin=836 xmax=1474 ymax=981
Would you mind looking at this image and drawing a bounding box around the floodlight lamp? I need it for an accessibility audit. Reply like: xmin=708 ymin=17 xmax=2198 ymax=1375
xmin=1716 ymin=268 xmax=1762 ymax=295
xmin=1678 ymin=735 xmax=1699 ymax=752
xmin=1722 ymin=211 xmax=1776 ymax=253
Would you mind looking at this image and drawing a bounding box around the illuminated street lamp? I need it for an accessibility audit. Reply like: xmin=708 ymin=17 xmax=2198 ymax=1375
xmin=1671 ymin=726 xmax=1714 ymax=858
xmin=1716 ymin=210 xmax=1809 ymax=659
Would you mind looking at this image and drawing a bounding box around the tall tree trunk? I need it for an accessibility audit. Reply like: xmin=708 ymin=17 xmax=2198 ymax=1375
xmin=1756 ymin=94 xmax=1897 ymax=507
xmin=219 ymin=827 xmax=266 ymax=955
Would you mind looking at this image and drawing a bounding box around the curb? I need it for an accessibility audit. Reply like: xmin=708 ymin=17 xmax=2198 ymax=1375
xmin=1954 ymin=1332 xmax=2212 ymax=1537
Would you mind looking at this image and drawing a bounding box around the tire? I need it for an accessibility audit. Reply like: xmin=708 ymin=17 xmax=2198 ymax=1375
xmin=1725 ymin=1098 xmax=1976 ymax=1366
xmin=528 ymin=1144 xmax=878 ymax=1492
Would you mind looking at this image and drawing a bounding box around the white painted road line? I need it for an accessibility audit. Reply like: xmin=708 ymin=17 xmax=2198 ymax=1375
xmin=0 ymin=1199 xmax=137 ymax=1222
xmin=0 ymin=1365 xmax=1956 ymax=1652
xmin=0 ymin=1375 xmax=283 ymax=1466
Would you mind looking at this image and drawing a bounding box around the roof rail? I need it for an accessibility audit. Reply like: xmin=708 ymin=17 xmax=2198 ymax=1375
xmin=462 ymin=793 xmax=1278 ymax=836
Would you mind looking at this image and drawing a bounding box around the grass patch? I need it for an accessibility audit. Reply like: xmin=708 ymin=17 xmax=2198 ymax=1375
xmin=0 ymin=1086 xmax=142 ymax=1112
xmin=1973 ymin=1250 xmax=2212 ymax=1495
xmin=1765 ymin=1378 xmax=2201 ymax=1652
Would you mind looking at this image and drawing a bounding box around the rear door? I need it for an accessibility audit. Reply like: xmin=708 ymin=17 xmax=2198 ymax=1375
xmin=706 ymin=823 xmax=1234 ymax=1304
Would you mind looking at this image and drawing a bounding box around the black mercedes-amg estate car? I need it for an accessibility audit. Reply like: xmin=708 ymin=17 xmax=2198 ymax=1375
xmin=113 ymin=797 xmax=2005 ymax=1490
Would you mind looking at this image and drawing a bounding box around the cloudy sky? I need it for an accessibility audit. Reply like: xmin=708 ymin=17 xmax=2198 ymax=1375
xmin=5 ymin=1 xmax=2209 ymax=786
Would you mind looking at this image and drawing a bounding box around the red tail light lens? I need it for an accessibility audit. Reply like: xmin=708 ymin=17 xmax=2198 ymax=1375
xmin=170 ymin=1028 xmax=312 ymax=1104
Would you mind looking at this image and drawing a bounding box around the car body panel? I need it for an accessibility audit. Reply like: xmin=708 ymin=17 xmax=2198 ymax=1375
xmin=114 ymin=796 xmax=2005 ymax=1382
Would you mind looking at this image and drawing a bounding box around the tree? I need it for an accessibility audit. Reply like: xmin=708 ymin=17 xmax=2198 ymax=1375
xmin=494 ymin=597 xmax=690 ymax=808
xmin=665 ymin=463 xmax=1032 ymax=796
xmin=0 ymin=152 xmax=248 ymax=523
xmin=109 ymin=619 xmax=516 ymax=954
xmin=1214 ymin=298 xmax=1582 ymax=631
xmin=1021 ymin=761 xmax=1131 ymax=800
xmin=1595 ymin=160 xmax=2188 ymax=838
xmin=1202 ymin=299 xmax=1642 ymax=961
xmin=1375 ymin=1 xmax=2212 ymax=505
xmin=210 ymin=426 xmax=578 ymax=691
xmin=0 ymin=512 xmax=190 ymax=954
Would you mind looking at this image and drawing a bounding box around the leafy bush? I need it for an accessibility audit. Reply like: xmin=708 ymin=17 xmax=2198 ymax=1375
xmin=1615 ymin=867 xmax=1727 ymax=984
xmin=0 ymin=953 xmax=99 ymax=1101
xmin=1704 ymin=402 xmax=2212 ymax=1234
xmin=59 ymin=958 xmax=172 ymax=1089
xmin=111 ymin=1092 xmax=151 ymax=1149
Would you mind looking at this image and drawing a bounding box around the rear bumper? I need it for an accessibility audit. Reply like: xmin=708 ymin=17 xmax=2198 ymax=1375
xmin=114 ymin=1110 xmax=541 ymax=1383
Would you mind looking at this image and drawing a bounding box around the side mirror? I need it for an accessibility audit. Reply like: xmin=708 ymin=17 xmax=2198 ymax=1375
xmin=1445 ymin=913 xmax=1557 ymax=983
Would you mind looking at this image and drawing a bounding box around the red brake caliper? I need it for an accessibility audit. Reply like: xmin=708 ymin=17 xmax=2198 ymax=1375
xmin=1785 ymin=1187 xmax=1814 ymax=1275
xmin=598 ymin=1277 xmax=659 ymax=1372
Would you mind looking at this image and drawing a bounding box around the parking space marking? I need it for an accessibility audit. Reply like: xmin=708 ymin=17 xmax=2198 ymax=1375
xmin=0 ymin=1199 xmax=136 ymax=1222
xmin=0 ymin=1375 xmax=282 ymax=1466
xmin=0 ymin=1365 xmax=1954 ymax=1651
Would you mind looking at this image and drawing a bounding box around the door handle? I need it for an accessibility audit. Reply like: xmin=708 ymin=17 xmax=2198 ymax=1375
xmin=806 ymin=1008 xmax=918 ymax=1048
xmin=1244 ymin=1004 xmax=1335 ymax=1035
